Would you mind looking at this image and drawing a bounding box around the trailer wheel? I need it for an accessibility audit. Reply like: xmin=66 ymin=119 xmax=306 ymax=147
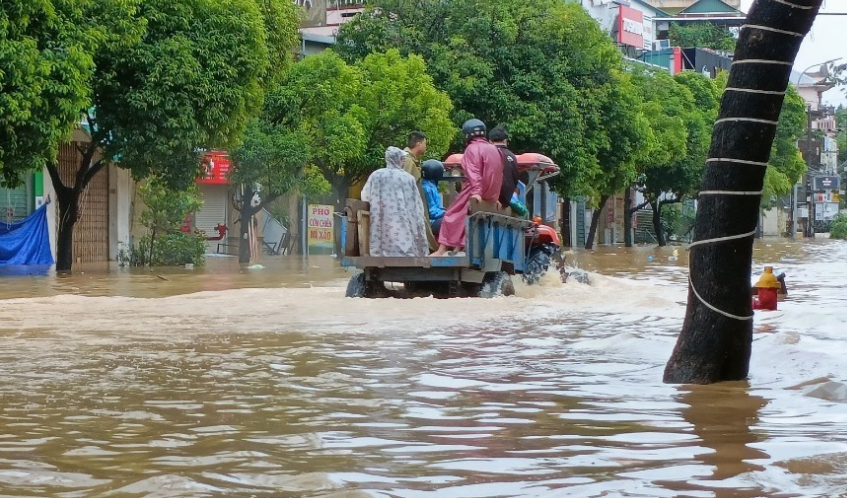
xmin=345 ymin=273 xmax=368 ymax=298
xmin=522 ymin=249 xmax=551 ymax=285
xmin=479 ymin=271 xmax=515 ymax=298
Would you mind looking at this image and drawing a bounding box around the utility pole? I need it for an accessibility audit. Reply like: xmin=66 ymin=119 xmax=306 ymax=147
xmin=806 ymin=105 xmax=815 ymax=238
xmin=791 ymin=182 xmax=798 ymax=239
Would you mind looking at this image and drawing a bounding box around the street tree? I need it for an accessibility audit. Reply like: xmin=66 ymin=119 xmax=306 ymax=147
xmin=228 ymin=120 xmax=315 ymax=263
xmin=762 ymin=86 xmax=806 ymax=209
xmin=265 ymin=49 xmax=454 ymax=206
xmin=44 ymin=0 xmax=299 ymax=272
xmin=0 ymin=0 xmax=136 ymax=186
xmin=664 ymin=0 xmax=822 ymax=384
xmin=626 ymin=68 xmax=698 ymax=247
xmin=711 ymin=71 xmax=807 ymax=210
xmin=584 ymin=70 xmax=652 ymax=250
xmin=335 ymin=0 xmax=626 ymax=197
xmin=622 ymin=69 xmax=718 ymax=247
xmin=643 ymin=71 xmax=719 ymax=246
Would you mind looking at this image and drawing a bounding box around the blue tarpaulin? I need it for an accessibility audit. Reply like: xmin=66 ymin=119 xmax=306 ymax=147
xmin=0 ymin=204 xmax=54 ymax=266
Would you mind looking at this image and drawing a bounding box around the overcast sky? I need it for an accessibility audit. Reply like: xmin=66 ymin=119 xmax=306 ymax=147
xmin=740 ymin=0 xmax=846 ymax=105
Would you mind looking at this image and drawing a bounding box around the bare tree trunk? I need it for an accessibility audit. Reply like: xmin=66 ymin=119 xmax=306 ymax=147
xmin=46 ymin=145 xmax=106 ymax=273
xmin=238 ymin=186 xmax=254 ymax=264
xmin=651 ymin=201 xmax=666 ymax=247
xmin=584 ymin=195 xmax=609 ymax=250
xmin=624 ymin=188 xmax=633 ymax=247
xmin=237 ymin=189 xmax=280 ymax=264
xmin=561 ymin=197 xmax=572 ymax=247
xmin=664 ymin=0 xmax=821 ymax=384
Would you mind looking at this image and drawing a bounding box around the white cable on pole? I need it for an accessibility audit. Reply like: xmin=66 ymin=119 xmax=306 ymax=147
xmin=714 ymin=117 xmax=780 ymax=126
xmin=689 ymin=275 xmax=755 ymax=321
xmin=740 ymin=24 xmax=805 ymax=37
xmin=725 ymin=87 xmax=787 ymax=96
xmin=731 ymin=59 xmax=793 ymax=66
xmin=698 ymin=190 xmax=763 ymax=196
xmin=687 ymin=230 xmax=757 ymax=251
xmin=706 ymin=158 xmax=769 ymax=167
xmin=771 ymin=0 xmax=816 ymax=9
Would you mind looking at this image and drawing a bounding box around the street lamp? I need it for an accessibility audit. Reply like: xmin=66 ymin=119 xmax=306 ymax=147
xmin=793 ymin=57 xmax=842 ymax=239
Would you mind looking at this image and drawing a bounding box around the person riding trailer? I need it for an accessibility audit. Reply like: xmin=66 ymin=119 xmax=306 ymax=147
xmin=431 ymin=119 xmax=504 ymax=257
xmin=360 ymin=147 xmax=429 ymax=257
xmin=421 ymin=159 xmax=446 ymax=236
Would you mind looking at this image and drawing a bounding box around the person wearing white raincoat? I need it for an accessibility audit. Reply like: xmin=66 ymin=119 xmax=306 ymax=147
xmin=361 ymin=147 xmax=429 ymax=257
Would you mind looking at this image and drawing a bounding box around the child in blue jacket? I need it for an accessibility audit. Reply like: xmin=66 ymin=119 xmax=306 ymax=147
xmin=421 ymin=159 xmax=446 ymax=236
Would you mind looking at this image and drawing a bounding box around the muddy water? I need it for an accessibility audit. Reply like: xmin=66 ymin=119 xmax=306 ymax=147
xmin=1 ymin=240 xmax=846 ymax=497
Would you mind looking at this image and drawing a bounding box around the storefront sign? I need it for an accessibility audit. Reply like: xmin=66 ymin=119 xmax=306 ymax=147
xmin=307 ymin=204 xmax=334 ymax=250
xmin=198 ymin=152 xmax=231 ymax=185
xmin=813 ymin=175 xmax=840 ymax=191
xmin=618 ymin=5 xmax=644 ymax=48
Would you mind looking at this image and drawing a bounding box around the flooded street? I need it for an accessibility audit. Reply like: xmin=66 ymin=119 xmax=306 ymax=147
xmin=1 ymin=240 xmax=846 ymax=497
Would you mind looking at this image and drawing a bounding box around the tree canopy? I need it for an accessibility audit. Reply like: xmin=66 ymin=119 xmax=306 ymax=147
xmin=1 ymin=0 xmax=302 ymax=271
xmin=264 ymin=49 xmax=454 ymax=193
xmin=762 ymin=86 xmax=806 ymax=207
xmin=0 ymin=0 xmax=140 ymax=186
xmin=335 ymin=0 xmax=628 ymax=196
xmin=93 ymin=0 xmax=300 ymax=189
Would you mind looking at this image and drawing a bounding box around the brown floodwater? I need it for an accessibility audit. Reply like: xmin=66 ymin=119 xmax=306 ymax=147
xmin=0 ymin=239 xmax=846 ymax=497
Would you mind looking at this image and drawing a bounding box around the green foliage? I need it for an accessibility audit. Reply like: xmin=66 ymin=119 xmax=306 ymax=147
xmin=587 ymin=68 xmax=651 ymax=206
xmin=335 ymin=0 xmax=627 ymax=196
xmin=229 ymin=119 xmax=316 ymax=207
xmin=254 ymin=0 xmax=301 ymax=88
xmin=265 ymin=49 xmax=454 ymax=188
xmin=668 ymin=22 xmax=736 ymax=51
xmin=94 ymin=0 xmax=291 ymax=189
xmin=661 ymin=202 xmax=697 ymax=242
xmin=836 ymin=106 xmax=846 ymax=166
xmin=125 ymin=232 xmax=207 ymax=267
xmin=137 ymin=177 xmax=203 ymax=235
xmin=0 ymin=0 xmax=136 ymax=186
xmin=132 ymin=177 xmax=205 ymax=267
xmin=711 ymin=75 xmax=807 ymax=207
xmin=829 ymin=213 xmax=847 ymax=240
xmin=632 ymin=67 xmax=716 ymax=206
xmin=762 ymin=86 xmax=806 ymax=207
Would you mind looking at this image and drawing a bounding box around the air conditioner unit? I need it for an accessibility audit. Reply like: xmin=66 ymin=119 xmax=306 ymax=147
xmin=653 ymin=39 xmax=670 ymax=50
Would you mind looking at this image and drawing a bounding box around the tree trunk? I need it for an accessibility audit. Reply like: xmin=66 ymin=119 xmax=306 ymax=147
xmin=561 ymin=197 xmax=572 ymax=247
xmin=332 ymin=176 xmax=352 ymax=214
xmin=47 ymin=140 xmax=106 ymax=273
xmin=652 ymin=201 xmax=666 ymax=247
xmin=584 ymin=195 xmax=609 ymax=250
xmin=238 ymin=186 xmax=255 ymax=264
xmin=624 ymin=188 xmax=633 ymax=247
xmin=664 ymin=0 xmax=821 ymax=384
xmin=54 ymin=192 xmax=79 ymax=273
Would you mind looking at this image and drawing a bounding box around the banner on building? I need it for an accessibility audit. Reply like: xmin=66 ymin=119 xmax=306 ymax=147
xmin=618 ymin=5 xmax=644 ymax=48
xmin=198 ymin=151 xmax=231 ymax=185
xmin=307 ymin=204 xmax=334 ymax=251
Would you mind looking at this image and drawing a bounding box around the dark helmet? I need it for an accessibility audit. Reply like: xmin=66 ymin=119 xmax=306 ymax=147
xmin=422 ymin=159 xmax=444 ymax=182
xmin=462 ymin=118 xmax=487 ymax=143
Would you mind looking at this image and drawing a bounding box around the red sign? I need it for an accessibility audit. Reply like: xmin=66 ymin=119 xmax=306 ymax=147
xmin=198 ymin=151 xmax=231 ymax=185
xmin=618 ymin=5 xmax=644 ymax=48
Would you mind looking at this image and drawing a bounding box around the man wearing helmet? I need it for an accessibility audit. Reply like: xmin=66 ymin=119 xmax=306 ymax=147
xmin=431 ymin=118 xmax=504 ymax=257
